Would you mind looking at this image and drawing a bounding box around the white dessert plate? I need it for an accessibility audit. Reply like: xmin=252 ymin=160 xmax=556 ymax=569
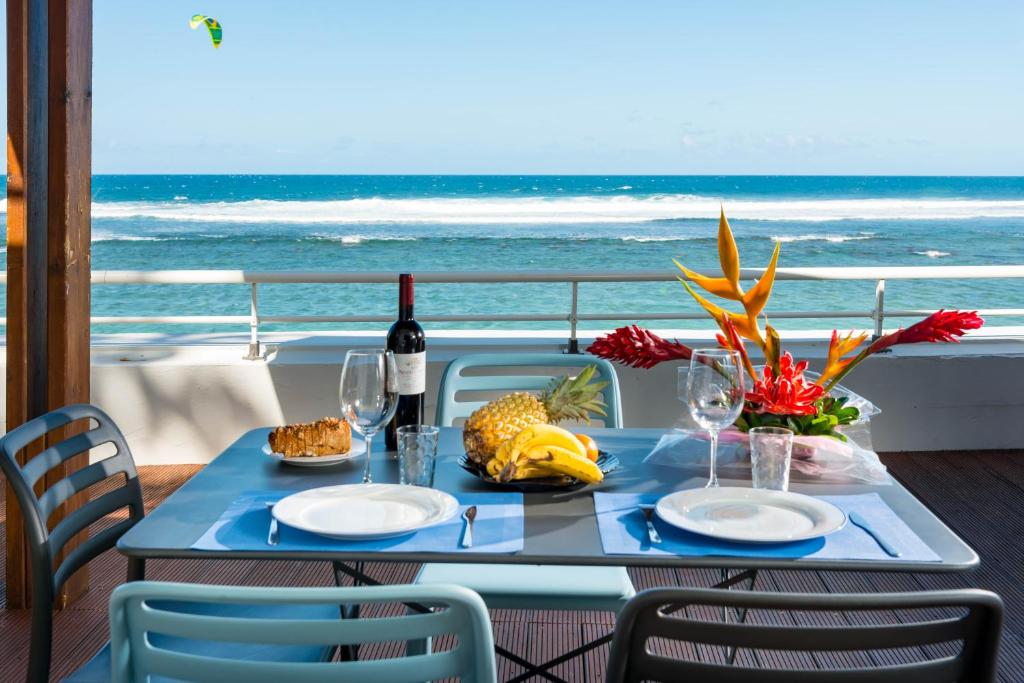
xmin=272 ymin=484 xmax=460 ymax=540
xmin=655 ymin=487 xmax=846 ymax=544
xmin=262 ymin=436 xmax=366 ymax=467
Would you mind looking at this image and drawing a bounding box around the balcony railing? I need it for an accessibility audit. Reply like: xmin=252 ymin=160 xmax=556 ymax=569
xmin=1 ymin=265 xmax=1022 ymax=359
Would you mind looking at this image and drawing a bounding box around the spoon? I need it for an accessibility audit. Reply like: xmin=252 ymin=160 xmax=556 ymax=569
xmin=460 ymin=505 xmax=477 ymax=548
xmin=266 ymin=501 xmax=279 ymax=546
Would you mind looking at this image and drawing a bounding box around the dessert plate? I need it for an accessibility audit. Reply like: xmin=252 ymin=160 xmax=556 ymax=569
xmin=263 ymin=436 xmax=366 ymax=467
xmin=655 ymin=487 xmax=846 ymax=544
xmin=272 ymin=484 xmax=460 ymax=540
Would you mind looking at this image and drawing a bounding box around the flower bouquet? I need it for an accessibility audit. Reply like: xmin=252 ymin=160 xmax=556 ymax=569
xmin=589 ymin=209 xmax=984 ymax=482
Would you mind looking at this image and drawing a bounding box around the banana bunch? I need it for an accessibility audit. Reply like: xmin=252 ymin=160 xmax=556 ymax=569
xmin=484 ymin=424 xmax=604 ymax=485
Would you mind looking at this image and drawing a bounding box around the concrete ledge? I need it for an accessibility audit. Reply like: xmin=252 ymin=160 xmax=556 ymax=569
xmin=2 ymin=330 xmax=1022 ymax=464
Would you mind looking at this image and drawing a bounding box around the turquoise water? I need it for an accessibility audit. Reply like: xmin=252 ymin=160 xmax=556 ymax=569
xmin=2 ymin=175 xmax=1023 ymax=334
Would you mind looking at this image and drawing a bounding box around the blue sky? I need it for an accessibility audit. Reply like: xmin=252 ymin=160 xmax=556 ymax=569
xmin=6 ymin=1 xmax=1024 ymax=173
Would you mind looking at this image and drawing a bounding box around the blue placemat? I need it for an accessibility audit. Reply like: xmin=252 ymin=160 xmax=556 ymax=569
xmin=193 ymin=490 xmax=524 ymax=554
xmin=594 ymin=492 xmax=940 ymax=562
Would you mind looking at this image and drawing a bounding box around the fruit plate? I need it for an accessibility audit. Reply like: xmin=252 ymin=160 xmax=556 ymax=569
xmin=457 ymin=452 xmax=620 ymax=492
xmin=262 ymin=437 xmax=366 ymax=467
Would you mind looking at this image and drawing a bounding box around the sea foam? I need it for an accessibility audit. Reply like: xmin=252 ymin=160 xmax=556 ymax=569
xmin=12 ymin=194 xmax=1024 ymax=225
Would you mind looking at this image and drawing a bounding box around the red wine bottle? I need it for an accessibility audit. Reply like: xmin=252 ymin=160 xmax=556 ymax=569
xmin=385 ymin=274 xmax=426 ymax=451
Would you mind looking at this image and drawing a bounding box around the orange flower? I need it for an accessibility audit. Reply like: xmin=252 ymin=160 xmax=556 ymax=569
xmin=674 ymin=207 xmax=780 ymax=352
xmin=816 ymin=329 xmax=868 ymax=386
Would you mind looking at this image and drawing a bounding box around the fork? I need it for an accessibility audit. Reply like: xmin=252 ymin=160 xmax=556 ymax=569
xmin=266 ymin=501 xmax=280 ymax=546
xmin=639 ymin=504 xmax=662 ymax=545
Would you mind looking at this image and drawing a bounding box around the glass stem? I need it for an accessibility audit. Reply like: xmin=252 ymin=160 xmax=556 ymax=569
xmin=707 ymin=429 xmax=720 ymax=488
xmin=363 ymin=433 xmax=373 ymax=484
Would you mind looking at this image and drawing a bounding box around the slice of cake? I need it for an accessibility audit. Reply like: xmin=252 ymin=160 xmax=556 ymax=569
xmin=268 ymin=417 xmax=352 ymax=457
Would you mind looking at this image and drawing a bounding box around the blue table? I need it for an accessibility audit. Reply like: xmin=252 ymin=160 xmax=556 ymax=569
xmin=117 ymin=427 xmax=978 ymax=573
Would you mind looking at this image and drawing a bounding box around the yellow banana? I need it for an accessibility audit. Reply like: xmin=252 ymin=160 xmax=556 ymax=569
xmin=518 ymin=444 xmax=604 ymax=484
xmin=514 ymin=423 xmax=587 ymax=459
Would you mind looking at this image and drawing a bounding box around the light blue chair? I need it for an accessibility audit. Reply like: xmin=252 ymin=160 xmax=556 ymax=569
xmin=435 ymin=352 xmax=624 ymax=429
xmin=108 ymin=581 xmax=497 ymax=683
xmin=418 ymin=353 xmax=635 ymax=674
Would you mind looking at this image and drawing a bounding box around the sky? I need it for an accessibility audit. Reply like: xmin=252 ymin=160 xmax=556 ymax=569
xmin=3 ymin=0 xmax=1024 ymax=174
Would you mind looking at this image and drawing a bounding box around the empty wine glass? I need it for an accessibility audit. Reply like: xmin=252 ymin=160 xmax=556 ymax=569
xmin=682 ymin=350 xmax=746 ymax=488
xmin=340 ymin=349 xmax=399 ymax=484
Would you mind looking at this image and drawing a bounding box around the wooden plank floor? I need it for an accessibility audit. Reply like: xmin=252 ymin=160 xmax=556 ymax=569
xmin=3 ymin=450 xmax=1022 ymax=681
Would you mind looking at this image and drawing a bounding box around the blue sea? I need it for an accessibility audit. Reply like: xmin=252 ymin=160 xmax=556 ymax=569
xmin=3 ymin=175 xmax=1023 ymax=334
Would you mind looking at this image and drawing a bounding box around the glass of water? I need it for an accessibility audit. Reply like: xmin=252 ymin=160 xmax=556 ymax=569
xmin=749 ymin=426 xmax=794 ymax=491
xmin=683 ymin=350 xmax=746 ymax=488
xmin=397 ymin=425 xmax=440 ymax=487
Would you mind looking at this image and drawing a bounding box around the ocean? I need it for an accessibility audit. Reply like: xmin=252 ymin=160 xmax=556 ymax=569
xmin=2 ymin=175 xmax=1023 ymax=334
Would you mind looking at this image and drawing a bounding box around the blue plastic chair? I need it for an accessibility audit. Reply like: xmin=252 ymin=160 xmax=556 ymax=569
xmin=419 ymin=353 xmax=635 ymax=675
xmin=436 ymin=353 xmax=624 ymax=428
xmin=108 ymin=581 xmax=497 ymax=683
xmin=0 ymin=403 xmax=339 ymax=683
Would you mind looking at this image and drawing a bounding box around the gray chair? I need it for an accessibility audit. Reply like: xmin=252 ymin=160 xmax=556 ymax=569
xmin=0 ymin=404 xmax=339 ymax=683
xmin=605 ymin=587 xmax=1004 ymax=682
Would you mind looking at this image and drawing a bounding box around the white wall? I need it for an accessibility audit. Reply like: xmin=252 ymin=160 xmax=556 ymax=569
xmin=2 ymin=330 xmax=1022 ymax=464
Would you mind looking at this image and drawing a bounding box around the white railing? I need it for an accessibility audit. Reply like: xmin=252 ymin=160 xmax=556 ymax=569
xmin=1 ymin=265 xmax=1022 ymax=359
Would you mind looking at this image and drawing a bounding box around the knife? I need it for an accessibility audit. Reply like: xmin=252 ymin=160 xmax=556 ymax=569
xmin=849 ymin=511 xmax=900 ymax=557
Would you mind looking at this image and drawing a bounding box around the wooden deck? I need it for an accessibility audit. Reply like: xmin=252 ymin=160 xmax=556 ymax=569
xmin=3 ymin=450 xmax=1023 ymax=682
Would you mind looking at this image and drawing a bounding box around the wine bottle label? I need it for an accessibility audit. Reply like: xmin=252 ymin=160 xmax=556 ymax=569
xmin=395 ymin=351 xmax=426 ymax=395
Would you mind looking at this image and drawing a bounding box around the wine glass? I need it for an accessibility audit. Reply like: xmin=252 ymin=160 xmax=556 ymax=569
xmin=340 ymin=349 xmax=399 ymax=484
xmin=681 ymin=349 xmax=746 ymax=488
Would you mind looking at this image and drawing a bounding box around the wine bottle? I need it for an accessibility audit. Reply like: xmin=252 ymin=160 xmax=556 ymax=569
xmin=385 ymin=273 xmax=426 ymax=451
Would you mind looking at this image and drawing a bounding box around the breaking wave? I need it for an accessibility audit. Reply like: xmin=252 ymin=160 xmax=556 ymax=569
xmin=8 ymin=194 xmax=1023 ymax=225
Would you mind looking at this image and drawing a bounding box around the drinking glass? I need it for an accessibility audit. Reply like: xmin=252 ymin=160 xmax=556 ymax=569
xmin=340 ymin=349 xmax=398 ymax=484
xmin=749 ymin=426 xmax=794 ymax=491
xmin=397 ymin=425 xmax=440 ymax=487
xmin=682 ymin=350 xmax=746 ymax=488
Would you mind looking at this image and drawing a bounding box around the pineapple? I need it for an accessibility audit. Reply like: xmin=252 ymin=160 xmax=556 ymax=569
xmin=463 ymin=365 xmax=608 ymax=466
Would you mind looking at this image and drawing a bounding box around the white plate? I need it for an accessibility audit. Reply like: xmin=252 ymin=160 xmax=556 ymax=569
xmin=262 ymin=436 xmax=366 ymax=467
xmin=272 ymin=484 xmax=460 ymax=540
xmin=655 ymin=487 xmax=846 ymax=544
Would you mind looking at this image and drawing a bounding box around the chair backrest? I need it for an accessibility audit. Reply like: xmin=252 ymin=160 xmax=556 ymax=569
xmin=605 ymin=588 xmax=1003 ymax=683
xmin=109 ymin=581 xmax=497 ymax=683
xmin=0 ymin=403 xmax=145 ymax=683
xmin=435 ymin=353 xmax=623 ymax=428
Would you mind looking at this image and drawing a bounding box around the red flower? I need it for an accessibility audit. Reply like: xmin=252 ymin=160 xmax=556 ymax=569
xmin=588 ymin=325 xmax=693 ymax=369
xmin=746 ymin=352 xmax=824 ymax=416
xmin=868 ymin=310 xmax=984 ymax=354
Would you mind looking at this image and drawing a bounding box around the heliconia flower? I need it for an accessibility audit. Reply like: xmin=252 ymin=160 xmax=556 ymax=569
xmin=746 ymin=352 xmax=825 ymax=416
xmin=674 ymin=207 xmax=781 ymax=352
xmin=588 ymin=325 xmax=693 ymax=369
xmin=868 ymin=310 xmax=984 ymax=354
xmin=816 ymin=329 xmax=869 ymax=386
xmin=716 ymin=317 xmax=757 ymax=380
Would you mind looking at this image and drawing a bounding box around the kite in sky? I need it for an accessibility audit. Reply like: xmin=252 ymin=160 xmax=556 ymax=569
xmin=189 ymin=14 xmax=223 ymax=48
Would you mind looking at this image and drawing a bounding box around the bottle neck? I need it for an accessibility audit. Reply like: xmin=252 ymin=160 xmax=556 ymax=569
xmin=399 ymin=274 xmax=414 ymax=321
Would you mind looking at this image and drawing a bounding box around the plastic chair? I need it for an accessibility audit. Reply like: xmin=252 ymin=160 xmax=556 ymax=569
xmin=435 ymin=352 xmax=623 ymax=428
xmin=0 ymin=404 xmax=338 ymax=683
xmin=605 ymin=587 xmax=1004 ymax=682
xmin=419 ymin=353 xmax=634 ymax=676
xmin=108 ymin=581 xmax=496 ymax=683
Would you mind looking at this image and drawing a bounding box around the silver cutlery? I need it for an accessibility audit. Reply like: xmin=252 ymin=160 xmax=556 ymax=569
xmin=460 ymin=505 xmax=477 ymax=548
xmin=639 ymin=504 xmax=662 ymax=545
xmin=266 ymin=501 xmax=280 ymax=546
xmin=849 ymin=511 xmax=900 ymax=557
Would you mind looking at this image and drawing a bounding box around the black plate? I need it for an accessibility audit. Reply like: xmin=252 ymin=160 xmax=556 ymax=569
xmin=457 ymin=451 xmax=620 ymax=492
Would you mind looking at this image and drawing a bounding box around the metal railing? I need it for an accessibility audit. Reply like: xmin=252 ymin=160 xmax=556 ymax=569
xmin=1 ymin=265 xmax=1022 ymax=359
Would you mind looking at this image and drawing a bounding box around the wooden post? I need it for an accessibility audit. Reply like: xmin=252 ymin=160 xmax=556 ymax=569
xmin=5 ymin=0 xmax=92 ymax=609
